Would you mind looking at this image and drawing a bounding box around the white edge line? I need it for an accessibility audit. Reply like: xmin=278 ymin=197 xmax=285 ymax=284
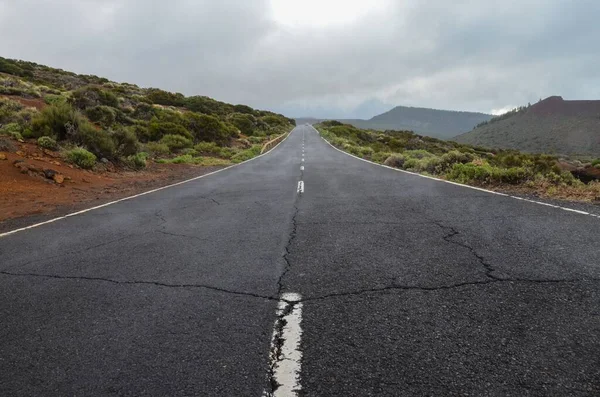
xmin=310 ymin=125 xmax=598 ymax=219
xmin=0 ymin=130 xmax=294 ymax=238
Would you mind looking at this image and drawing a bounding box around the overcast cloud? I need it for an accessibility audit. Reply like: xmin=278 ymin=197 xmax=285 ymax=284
xmin=0 ymin=0 xmax=598 ymax=118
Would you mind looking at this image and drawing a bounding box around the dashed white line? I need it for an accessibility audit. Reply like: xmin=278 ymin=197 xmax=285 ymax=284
xmin=300 ymin=166 xmax=304 ymax=171
xmin=265 ymin=292 xmax=303 ymax=397
xmin=311 ymin=125 xmax=599 ymax=220
xmin=297 ymin=181 xmax=304 ymax=193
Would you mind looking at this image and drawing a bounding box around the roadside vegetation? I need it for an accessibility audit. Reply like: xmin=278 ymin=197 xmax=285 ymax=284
xmin=317 ymin=121 xmax=600 ymax=203
xmin=0 ymin=56 xmax=294 ymax=170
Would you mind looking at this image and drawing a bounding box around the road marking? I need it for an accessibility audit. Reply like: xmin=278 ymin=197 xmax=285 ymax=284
xmin=297 ymin=181 xmax=304 ymax=193
xmin=0 ymin=130 xmax=295 ymax=238
xmin=312 ymin=125 xmax=600 ymax=220
xmin=301 ymin=158 xmax=304 ymax=162
xmin=300 ymin=166 xmax=304 ymax=171
xmin=265 ymin=292 xmax=303 ymax=397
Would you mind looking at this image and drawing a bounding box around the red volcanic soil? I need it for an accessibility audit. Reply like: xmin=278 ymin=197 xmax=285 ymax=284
xmin=0 ymin=140 xmax=225 ymax=226
xmin=530 ymin=96 xmax=600 ymax=117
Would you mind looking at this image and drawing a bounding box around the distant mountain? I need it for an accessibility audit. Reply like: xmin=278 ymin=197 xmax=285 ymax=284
xmin=454 ymin=96 xmax=600 ymax=156
xmin=275 ymin=98 xmax=392 ymax=121
xmin=320 ymin=106 xmax=491 ymax=139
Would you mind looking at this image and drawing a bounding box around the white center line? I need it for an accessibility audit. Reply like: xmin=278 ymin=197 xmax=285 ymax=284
xmin=297 ymin=181 xmax=304 ymax=193
xmin=265 ymin=293 xmax=304 ymax=397
xmin=300 ymin=166 xmax=304 ymax=171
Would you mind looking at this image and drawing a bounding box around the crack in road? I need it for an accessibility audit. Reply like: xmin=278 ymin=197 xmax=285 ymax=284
xmin=288 ymin=277 xmax=597 ymax=303
xmin=0 ymin=270 xmax=278 ymax=301
xmin=431 ymin=220 xmax=504 ymax=280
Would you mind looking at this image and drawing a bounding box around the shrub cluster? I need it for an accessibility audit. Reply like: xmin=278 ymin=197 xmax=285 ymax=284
xmin=66 ymin=147 xmax=97 ymax=169
xmin=318 ymin=121 xmax=587 ymax=189
xmin=0 ymin=56 xmax=296 ymax=170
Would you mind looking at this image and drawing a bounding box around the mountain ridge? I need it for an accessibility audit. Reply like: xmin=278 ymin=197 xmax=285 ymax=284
xmin=454 ymin=96 xmax=600 ymax=156
xmin=296 ymin=105 xmax=493 ymax=139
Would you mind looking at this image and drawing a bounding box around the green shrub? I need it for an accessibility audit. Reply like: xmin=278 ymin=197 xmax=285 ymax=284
xmin=44 ymin=94 xmax=67 ymax=106
xmin=126 ymin=152 xmax=148 ymax=169
xmin=70 ymin=86 xmax=119 ymax=109
xmin=21 ymin=128 xmax=34 ymax=139
xmin=31 ymin=102 xmax=82 ymax=139
xmin=357 ymin=146 xmax=374 ymax=157
xmin=1 ymin=122 xmax=21 ymax=134
xmin=66 ymin=147 xmax=96 ymax=169
xmin=85 ymin=105 xmax=116 ymax=128
xmin=231 ymin=145 xmax=261 ymax=163
xmin=383 ymin=154 xmax=405 ymax=168
xmin=159 ymin=134 xmax=193 ymax=151
xmin=145 ymin=142 xmax=170 ymax=155
xmin=447 ymin=163 xmax=530 ymax=185
xmin=194 ymin=141 xmax=221 ymax=155
xmin=73 ymin=123 xmax=116 ymax=159
xmin=145 ymin=88 xmax=185 ymax=106
xmin=148 ymin=120 xmax=192 ymax=141
xmin=372 ymin=151 xmax=392 ymax=163
xmin=185 ymin=113 xmax=232 ymax=144
xmin=403 ymin=149 xmax=435 ymax=159
xmin=37 ymin=136 xmax=58 ymax=150
xmin=0 ymin=97 xmax=23 ymax=123
xmin=248 ymin=136 xmax=266 ymax=144
xmin=112 ymin=127 xmax=139 ymax=156
xmin=228 ymin=113 xmax=257 ymax=135
xmin=403 ymin=158 xmax=419 ymax=170
xmin=170 ymin=154 xmax=193 ymax=164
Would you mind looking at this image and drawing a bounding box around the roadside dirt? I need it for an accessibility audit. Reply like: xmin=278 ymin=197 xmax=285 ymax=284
xmin=0 ymin=140 xmax=226 ymax=232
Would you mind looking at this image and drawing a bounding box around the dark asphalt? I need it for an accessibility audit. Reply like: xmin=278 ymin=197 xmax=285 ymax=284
xmin=1 ymin=125 xmax=599 ymax=396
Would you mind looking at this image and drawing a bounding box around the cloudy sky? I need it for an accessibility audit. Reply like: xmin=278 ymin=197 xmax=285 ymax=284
xmin=0 ymin=0 xmax=598 ymax=118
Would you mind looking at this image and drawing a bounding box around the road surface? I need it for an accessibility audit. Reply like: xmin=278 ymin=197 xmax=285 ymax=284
xmin=1 ymin=125 xmax=599 ymax=396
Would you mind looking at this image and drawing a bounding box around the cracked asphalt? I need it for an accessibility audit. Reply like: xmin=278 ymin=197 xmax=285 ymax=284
xmin=2 ymin=125 xmax=600 ymax=396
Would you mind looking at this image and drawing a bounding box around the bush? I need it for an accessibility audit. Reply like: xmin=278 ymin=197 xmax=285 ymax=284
xmin=447 ymin=163 xmax=530 ymax=185
xmin=231 ymin=145 xmax=261 ymax=163
xmin=126 ymin=152 xmax=148 ymax=169
xmin=384 ymin=154 xmax=405 ymax=168
xmin=159 ymin=134 xmax=193 ymax=151
xmin=31 ymin=102 xmax=82 ymax=140
xmin=185 ymin=113 xmax=232 ymax=144
xmin=85 ymin=105 xmax=116 ymax=128
xmin=0 ymin=123 xmax=23 ymax=140
xmin=70 ymin=86 xmax=119 ymax=109
xmin=0 ymin=97 xmax=23 ymax=123
xmin=145 ymin=142 xmax=170 ymax=155
xmin=112 ymin=127 xmax=139 ymax=156
xmin=145 ymin=88 xmax=185 ymax=106
xmin=170 ymin=154 xmax=193 ymax=164
xmin=37 ymin=136 xmax=58 ymax=150
xmin=74 ymin=123 xmax=116 ymax=159
xmin=148 ymin=120 xmax=192 ymax=141
xmin=228 ymin=113 xmax=257 ymax=135
xmin=194 ymin=141 xmax=222 ymax=155
xmin=66 ymin=147 xmax=96 ymax=169
xmin=357 ymin=146 xmax=374 ymax=157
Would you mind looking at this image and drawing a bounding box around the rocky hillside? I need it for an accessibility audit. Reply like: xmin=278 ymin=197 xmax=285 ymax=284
xmin=340 ymin=106 xmax=492 ymax=139
xmin=454 ymin=96 xmax=600 ymax=156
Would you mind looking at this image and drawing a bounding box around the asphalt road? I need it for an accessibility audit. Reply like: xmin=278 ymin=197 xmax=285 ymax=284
xmin=1 ymin=125 xmax=599 ymax=396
